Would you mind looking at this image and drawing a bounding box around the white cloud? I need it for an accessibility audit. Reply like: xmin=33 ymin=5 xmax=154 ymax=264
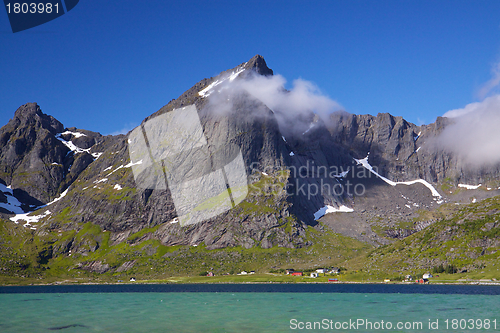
xmin=204 ymin=72 xmax=343 ymax=134
xmin=439 ymin=94 xmax=500 ymax=167
xmin=477 ymin=61 xmax=500 ymax=99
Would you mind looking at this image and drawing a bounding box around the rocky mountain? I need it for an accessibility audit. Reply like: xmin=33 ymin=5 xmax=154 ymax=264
xmin=0 ymin=55 xmax=499 ymax=279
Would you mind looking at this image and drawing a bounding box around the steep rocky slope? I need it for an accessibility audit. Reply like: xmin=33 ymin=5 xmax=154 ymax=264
xmin=0 ymin=55 xmax=499 ymax=279
xmin=330 ymin=112 xmax=500 ymax=185
xmin=352 ymin=195 xmax=500 ymax=279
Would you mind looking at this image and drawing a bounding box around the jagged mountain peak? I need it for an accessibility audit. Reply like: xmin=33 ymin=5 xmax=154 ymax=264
xmin=13 ymin=102 xmax=40 ymax=118
xmin=11 ymin=102 xmax=64 ymax=134
xmin=146 ymin=54 xmax=274 ymax=120
xmin=243 ymin=54 xmax=273 ymax=76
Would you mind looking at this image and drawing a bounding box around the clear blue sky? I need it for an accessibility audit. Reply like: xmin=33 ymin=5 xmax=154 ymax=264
xmin=1 ymin=0 xmax=499 ymax=135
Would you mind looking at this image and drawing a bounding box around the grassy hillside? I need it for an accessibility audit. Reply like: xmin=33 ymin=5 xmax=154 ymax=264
xmin=0 ymin=216 xmax=371 ymax=285
xmin=2 ymin=195 xmax=500 ymax=285
xmin=347 ymin=195 xmax=500 ymax=282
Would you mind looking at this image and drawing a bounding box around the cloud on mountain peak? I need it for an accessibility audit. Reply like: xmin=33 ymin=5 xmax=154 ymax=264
xmin=438 ymin=94 xmax=500 ymax=167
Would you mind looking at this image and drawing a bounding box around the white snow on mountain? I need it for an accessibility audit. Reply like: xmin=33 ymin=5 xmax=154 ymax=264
xmin=107 ymin=160 xmax=143 ymax=176
xmin=56 ymin=132 xmax=91 ymax=155
xmin=10 ymin=210 xmax=51 ymax=229
xmin=199 ymin=66 xmax=246 ymax=97
xmin=59 ymin=130 xmax=86 ymax=138
xmin=354 ymin=155 xmax=441 ymax=198
xmin=229 ymin=67 xmax=246 ymax=82
xmin=314 ymin=205 xmax=354 ymax=220
xmin=334 ymin=169 xmax=350 ymax=178
xmin=458 ymin=184 xmax=481 ymax=190
xmin=302 ymin=123 xmax=315 ymax=135
xmin=0 ymin=183 xmax=24 ymax=214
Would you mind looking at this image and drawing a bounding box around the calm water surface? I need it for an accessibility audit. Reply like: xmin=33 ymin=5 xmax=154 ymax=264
xmin=0 ymin=284 xmax=499 ymax=332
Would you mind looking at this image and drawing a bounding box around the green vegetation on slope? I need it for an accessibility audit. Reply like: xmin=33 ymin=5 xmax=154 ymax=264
xmin=348 ymin=196 xmax=500 ymax=281
xmin=0 ymin=212 xmax=371 ymax=285
xmin=2 ymin=191 xmax=500 ymax=285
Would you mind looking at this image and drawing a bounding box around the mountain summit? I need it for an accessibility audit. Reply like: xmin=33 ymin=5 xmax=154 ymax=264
xmin=244 ymin=54 xmax=273 ymax=76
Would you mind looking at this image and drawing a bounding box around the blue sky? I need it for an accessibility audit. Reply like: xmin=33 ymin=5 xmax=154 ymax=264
xmin=1 ymin=0 xmax=500 ymax=135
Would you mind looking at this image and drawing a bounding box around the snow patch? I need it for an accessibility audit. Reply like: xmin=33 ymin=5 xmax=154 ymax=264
xmin=58 ymin=138 xmax=86 ymax=154
xmin=302 ymin=123 xmax=315 ymax=135
xmin=0 ymin=183 xmax=13 ymax=195
xmin=10 ymin=210 xmax=51 ymax=228
xmin=354 ymin=155 xmax=441 ymax=197
xmin=198 ymin=67 xmax=246 ymax=97
xmin=262 ymin=172 xmax=268 ymax=176
xmin=124 ymin=160 xmax=143 ymax=168
xmin=46 ymin=188 xmax=69 ymax=206
xmin=0 ymin=202 xmax=24 ymax=214
xmin=229 ymin=67 xmax=246 ymax=82
xmin=334 ymin=169 xmax=350 ymax=178
xmin=103 ymin=166 xmax=113 ymax=172
xmin=94 ymin=178 xmax=108 ymax=184
xmin=416 ymin=147 xmax=421 ymax=153
xmin=107 ymin=160 xmax=143 ymax=176
xmin=113 ymin=184 xmax=122 ymax=190
xmin=282 ymin=136 xmax=287 ymax=142
xmin=289 ymin=152 xmax=295 ymax=156
xmin=0 ymin=183 xmax=25 ymax=214
xmin=56 ymin=132 xmax=101 ymax=160
xmin=314 ymin=205 xmax=353 ymax=220
xmin=458 ymin=184 xmax=481 ymax=190
xmin=59 ymin=130 xmax=86 ymax=138
xmin=170 ymin=217 xmax=179 ymax=224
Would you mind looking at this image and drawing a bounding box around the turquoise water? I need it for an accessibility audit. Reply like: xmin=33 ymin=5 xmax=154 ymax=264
xmin=0 ymin=285 xmax=499 ymax=332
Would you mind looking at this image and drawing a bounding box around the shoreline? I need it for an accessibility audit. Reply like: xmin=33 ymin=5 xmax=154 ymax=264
xmin=2 ymin=279 xmax=500 ymax=287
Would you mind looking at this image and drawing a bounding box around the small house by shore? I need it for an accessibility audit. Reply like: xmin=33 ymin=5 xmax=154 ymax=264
xmin=330 ymin=267 xmax=340 ymax=274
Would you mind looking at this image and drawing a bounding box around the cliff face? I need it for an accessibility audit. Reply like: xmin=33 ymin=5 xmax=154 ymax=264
xmin=329 ymin=112 xmax=500 ymax=184
xmin=1 ymin=55 xmax=499 ymax=259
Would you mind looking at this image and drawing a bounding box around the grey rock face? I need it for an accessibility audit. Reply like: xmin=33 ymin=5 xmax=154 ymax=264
xmin=1 ymin=55 xmax=499 ymax=251
xmin=0 ymin=103 xmax=118 ymax=209
xmin=328 ymin=112 xmax=500 ymax=185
